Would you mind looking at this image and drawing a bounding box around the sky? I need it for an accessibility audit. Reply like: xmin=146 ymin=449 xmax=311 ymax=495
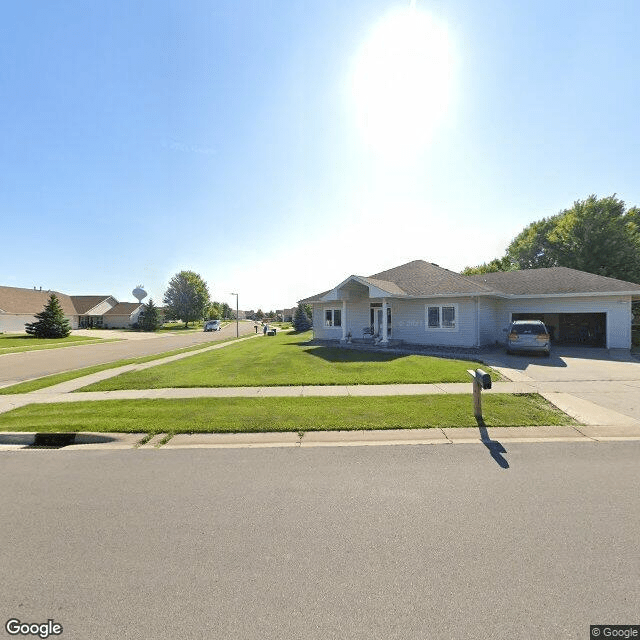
xmin=2 ymin=0 xmax=640 ymax=312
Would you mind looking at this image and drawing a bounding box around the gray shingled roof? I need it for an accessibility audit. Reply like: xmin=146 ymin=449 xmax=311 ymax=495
xmin=299 ymin=260 xmax=640 ymax=303
xmin=104 ymin=302 xmax=143 ymax=316
xmin=0 ymin=286 xmax=78 ymax=316
xmin=70 ymin=295 xmax=115 ymax=314
xmin=368 ymin=260 xmax=495 ymax=296
xmin=465 ymin=267 xmax=640 ymax=295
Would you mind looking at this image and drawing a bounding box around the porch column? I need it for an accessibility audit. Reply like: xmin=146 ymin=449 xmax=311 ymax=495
xmin=381 ymin=297 xmax=388 ymax=343
xmin=341 ymin=299 xmax=347 ymax=341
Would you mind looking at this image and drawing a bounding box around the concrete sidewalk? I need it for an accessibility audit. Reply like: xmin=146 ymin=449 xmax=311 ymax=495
xmin=2 ymin=334 xmax=640 ymax=450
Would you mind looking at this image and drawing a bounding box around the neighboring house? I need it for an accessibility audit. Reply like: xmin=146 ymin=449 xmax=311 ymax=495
xmin=0 ymin=287 xmax=80 ymax=332
xmin=300 ymin=260 xmax=640 ymax=350
xmin=277 ymin=308 xmax=296 ymax=322
xmin=0 ymin=286 xmax=146 ymax=332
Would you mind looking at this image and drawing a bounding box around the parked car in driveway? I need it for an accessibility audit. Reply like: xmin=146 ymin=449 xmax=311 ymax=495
xmin=505 ymin=320 xmax=551 ymax=356
xmin=204 ymin=320 xmax=221 ymax=332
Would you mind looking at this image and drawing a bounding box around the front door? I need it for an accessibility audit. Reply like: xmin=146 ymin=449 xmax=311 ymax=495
xmin=370 ymin=306 xmax=392 ymax=338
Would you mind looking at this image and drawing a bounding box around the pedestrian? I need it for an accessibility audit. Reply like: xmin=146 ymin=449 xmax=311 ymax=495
xmin=263 ymin=322 xmax=268 ymax=336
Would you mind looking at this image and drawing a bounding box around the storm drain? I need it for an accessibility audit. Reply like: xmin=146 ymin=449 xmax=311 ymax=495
xmin=31 ymin=433 xmax=77 ymax=448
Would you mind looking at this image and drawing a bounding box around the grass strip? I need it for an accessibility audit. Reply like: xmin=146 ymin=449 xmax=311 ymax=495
xmin=0 ymin=336 xmax=245 ymax=395
xmin=0 ymin=394 xmax=576 ymax=434
xmin=79 ymin=330 xmax=499 ymax=391
xmin=0 ymin=336 xmax=119 ymax=355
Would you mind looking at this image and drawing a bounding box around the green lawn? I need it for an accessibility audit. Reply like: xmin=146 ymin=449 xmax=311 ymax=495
xmin=0 ymin=334 xmax=116 ymax=355
xmin=0 ymin=394 xmax=575 ymax=434
xmin=0 ymin=336 xmax=245 ymax=395
xmin=77 ymin=330 xmax=498 ymax=391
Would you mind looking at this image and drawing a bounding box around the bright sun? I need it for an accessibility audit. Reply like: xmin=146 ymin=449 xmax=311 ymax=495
xmin=351 ymin=7 xmax=453 ymax=157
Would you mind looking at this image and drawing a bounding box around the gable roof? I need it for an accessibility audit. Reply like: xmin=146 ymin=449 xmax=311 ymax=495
xmin=367 ymin=260 xmax=495 ymax=296
xmin=300 ymin=260 xmax=640 ymax=303
xmin=0 ymin=286 xmax=78 ymax=316
xmin=104 ymin=302 xmax=143 ymax=316
xmin=70 ymin=295 xmax=115 ymax=314
xmin=465 ymin=267 xmax=640 ymax=296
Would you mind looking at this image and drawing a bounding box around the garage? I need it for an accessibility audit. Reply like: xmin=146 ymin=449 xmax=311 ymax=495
xmin=512 ymin=312 xmax=606 ymax=347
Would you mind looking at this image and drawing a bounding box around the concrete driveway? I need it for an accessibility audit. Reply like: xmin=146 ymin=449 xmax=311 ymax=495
xmin=483 ymin=346 xmax=640 ymax=422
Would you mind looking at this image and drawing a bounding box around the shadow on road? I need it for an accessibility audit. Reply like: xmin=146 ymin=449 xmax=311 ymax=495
xmin=476 ymin=418 xmax=509 ymax=469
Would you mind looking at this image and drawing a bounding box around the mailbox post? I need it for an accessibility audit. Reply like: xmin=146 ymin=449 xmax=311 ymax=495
xmin=466 ymin=368 xmax=491 ymax=422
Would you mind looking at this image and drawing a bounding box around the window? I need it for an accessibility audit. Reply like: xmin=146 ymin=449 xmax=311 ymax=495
xmin=426 ymin=304 xmax=457 ymax=330
xmin=324 ymin=309 xmax=342 ymax=327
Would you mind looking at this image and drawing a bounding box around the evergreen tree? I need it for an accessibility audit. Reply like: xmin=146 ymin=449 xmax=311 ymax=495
xmin=141 ymin=298 xmax=162 ymax=332
xmin=293 ymin=303 xmax=312 ymax=332
xmin=25 ymin=293 xmax=71 ymax=338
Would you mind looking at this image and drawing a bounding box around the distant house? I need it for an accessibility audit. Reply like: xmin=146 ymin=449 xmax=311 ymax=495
xmin=0 ymin=286 xmax=146 ymax=332
xmin=300 ymin=260 xmax=640 ymax=351
xmin=277 ymin=308 xmax=296 ymax=322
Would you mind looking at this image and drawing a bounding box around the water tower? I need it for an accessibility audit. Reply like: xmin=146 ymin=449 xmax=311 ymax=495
xmin=132 ymin=285 xmax=147 ymax=304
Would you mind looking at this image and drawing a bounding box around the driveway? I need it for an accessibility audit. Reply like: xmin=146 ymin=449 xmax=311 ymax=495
xmin=483 ymin=346 xmax=640 ymax=422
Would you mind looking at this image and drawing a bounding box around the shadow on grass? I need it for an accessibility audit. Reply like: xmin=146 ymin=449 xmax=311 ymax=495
xmin=294 ymin=345 xmax=406 ymax=363
xmin=476 ymin=418 xmax=509 ymax=469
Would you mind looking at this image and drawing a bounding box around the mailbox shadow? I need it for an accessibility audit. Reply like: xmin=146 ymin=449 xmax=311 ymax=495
xmin=476 ymin=418 xmax=509 ymax=469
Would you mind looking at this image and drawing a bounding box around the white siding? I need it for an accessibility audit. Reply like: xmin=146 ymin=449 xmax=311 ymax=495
xmin=391 ymin=298 xmax=478 ymax=347
xmin=496 ymin=295 xmax=633 ymax=349
xmin=0 ymin=313 xmax=78 ymax=332
xmin=478 ymin=297 xmax=500 ymax=346
xmin=84 ymin=298 xmax=117 ymax=315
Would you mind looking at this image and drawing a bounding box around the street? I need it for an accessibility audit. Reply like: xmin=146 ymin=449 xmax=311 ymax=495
xmin=0 ymin=321 xmax=256 ymax=386
xmin=1 ymin=443 xmax=638 ymax=639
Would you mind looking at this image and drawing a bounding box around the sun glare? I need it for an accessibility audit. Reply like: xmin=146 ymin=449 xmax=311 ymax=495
xmin=351 ymin=7 xmax=453 ymax=157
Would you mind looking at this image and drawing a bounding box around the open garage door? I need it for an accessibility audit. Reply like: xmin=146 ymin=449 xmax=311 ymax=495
xmin=512 ymin=312 xmax=606 ymax=347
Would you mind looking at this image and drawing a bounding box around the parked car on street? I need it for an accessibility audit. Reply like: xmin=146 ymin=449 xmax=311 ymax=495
xmin=505 ymin=320 xmax=551 ymax=356
xmin=204 ymin=320 xmax=221 ymax=332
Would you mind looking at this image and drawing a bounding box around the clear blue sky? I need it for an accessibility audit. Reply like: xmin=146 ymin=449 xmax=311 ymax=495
xmin=2 ymin=0 xmax=639 ymax=311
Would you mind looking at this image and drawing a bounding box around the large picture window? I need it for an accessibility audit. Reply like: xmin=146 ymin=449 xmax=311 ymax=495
xmin=325 ymin=309 xmax=342 ymax=327
xmin=426 ymin=304 xmax=457 ymax=330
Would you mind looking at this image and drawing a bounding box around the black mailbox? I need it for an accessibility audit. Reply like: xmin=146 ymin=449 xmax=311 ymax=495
xmin=476 ymin=369 xmax=491 ymax=390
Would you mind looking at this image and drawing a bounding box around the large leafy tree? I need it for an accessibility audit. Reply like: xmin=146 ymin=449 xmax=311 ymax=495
xmin=463 ymin=195 xmax=640 ymax=283
xmin=25 ymin=293 xmax=71 ymax=338
xmin=163 ymin=271 xmax=210 ymax=327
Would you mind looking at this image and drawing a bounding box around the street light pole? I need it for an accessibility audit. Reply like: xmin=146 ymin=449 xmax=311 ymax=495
xmin=230 ymin=293 xmax=239 ymax=337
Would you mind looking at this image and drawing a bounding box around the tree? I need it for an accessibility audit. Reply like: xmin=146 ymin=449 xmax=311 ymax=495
xmin=220 ymin=302 xmax=232 ymax=319
xmin=462 ymin=195 xmax=640 ymax=283
xmin=163 ymin=271 xmax=210 ymax=327
xmin=25 ymin=293 xmax=71 ymax=338
xmin=293 ymin=303 xmax=312 ymax=332
xmin=255 ymin=309 xmax=265 ymax=320
xmin=206 ymin=302 xmax=222 ymax=320
xmin=140 ymin=298 xmax=162 ymax=332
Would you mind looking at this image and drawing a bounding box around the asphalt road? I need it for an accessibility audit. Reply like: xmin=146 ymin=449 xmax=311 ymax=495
xmin=1 ymin=443 xmax=638 ymax=640
xmin=0 ymin=321 xmax=257 ymax=385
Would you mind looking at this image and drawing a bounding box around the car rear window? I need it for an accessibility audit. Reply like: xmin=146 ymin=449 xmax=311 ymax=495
xmin=512 ymin=323 xmax=546 ymax=335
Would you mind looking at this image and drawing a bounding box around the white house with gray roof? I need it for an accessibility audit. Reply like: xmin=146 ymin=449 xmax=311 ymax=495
xmin=300 ymin=260 xmax=640 ymax=350
xmin=0 ymin=286 xmax=146 ymax=332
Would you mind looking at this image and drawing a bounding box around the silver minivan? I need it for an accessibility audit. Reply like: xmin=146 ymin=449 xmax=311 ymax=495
xmin=204 ymin=320 xmax=221 ymax=332
xmin=505 ymin=320 xmax=551 ymax=356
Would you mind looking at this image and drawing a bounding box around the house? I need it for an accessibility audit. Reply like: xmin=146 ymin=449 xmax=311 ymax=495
xmin=300 ymin=260 xmax=640 ymax=350
xmin=0 ymin=286 xmax=146 ymax=332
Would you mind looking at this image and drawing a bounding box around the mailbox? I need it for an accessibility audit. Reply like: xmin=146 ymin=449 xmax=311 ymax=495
xmin=475 ymin=369 xmax=491 ymax=390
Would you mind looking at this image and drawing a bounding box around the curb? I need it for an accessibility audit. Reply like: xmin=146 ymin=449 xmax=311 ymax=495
xmin=3 ymin=425 xmax=640 ymax=450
